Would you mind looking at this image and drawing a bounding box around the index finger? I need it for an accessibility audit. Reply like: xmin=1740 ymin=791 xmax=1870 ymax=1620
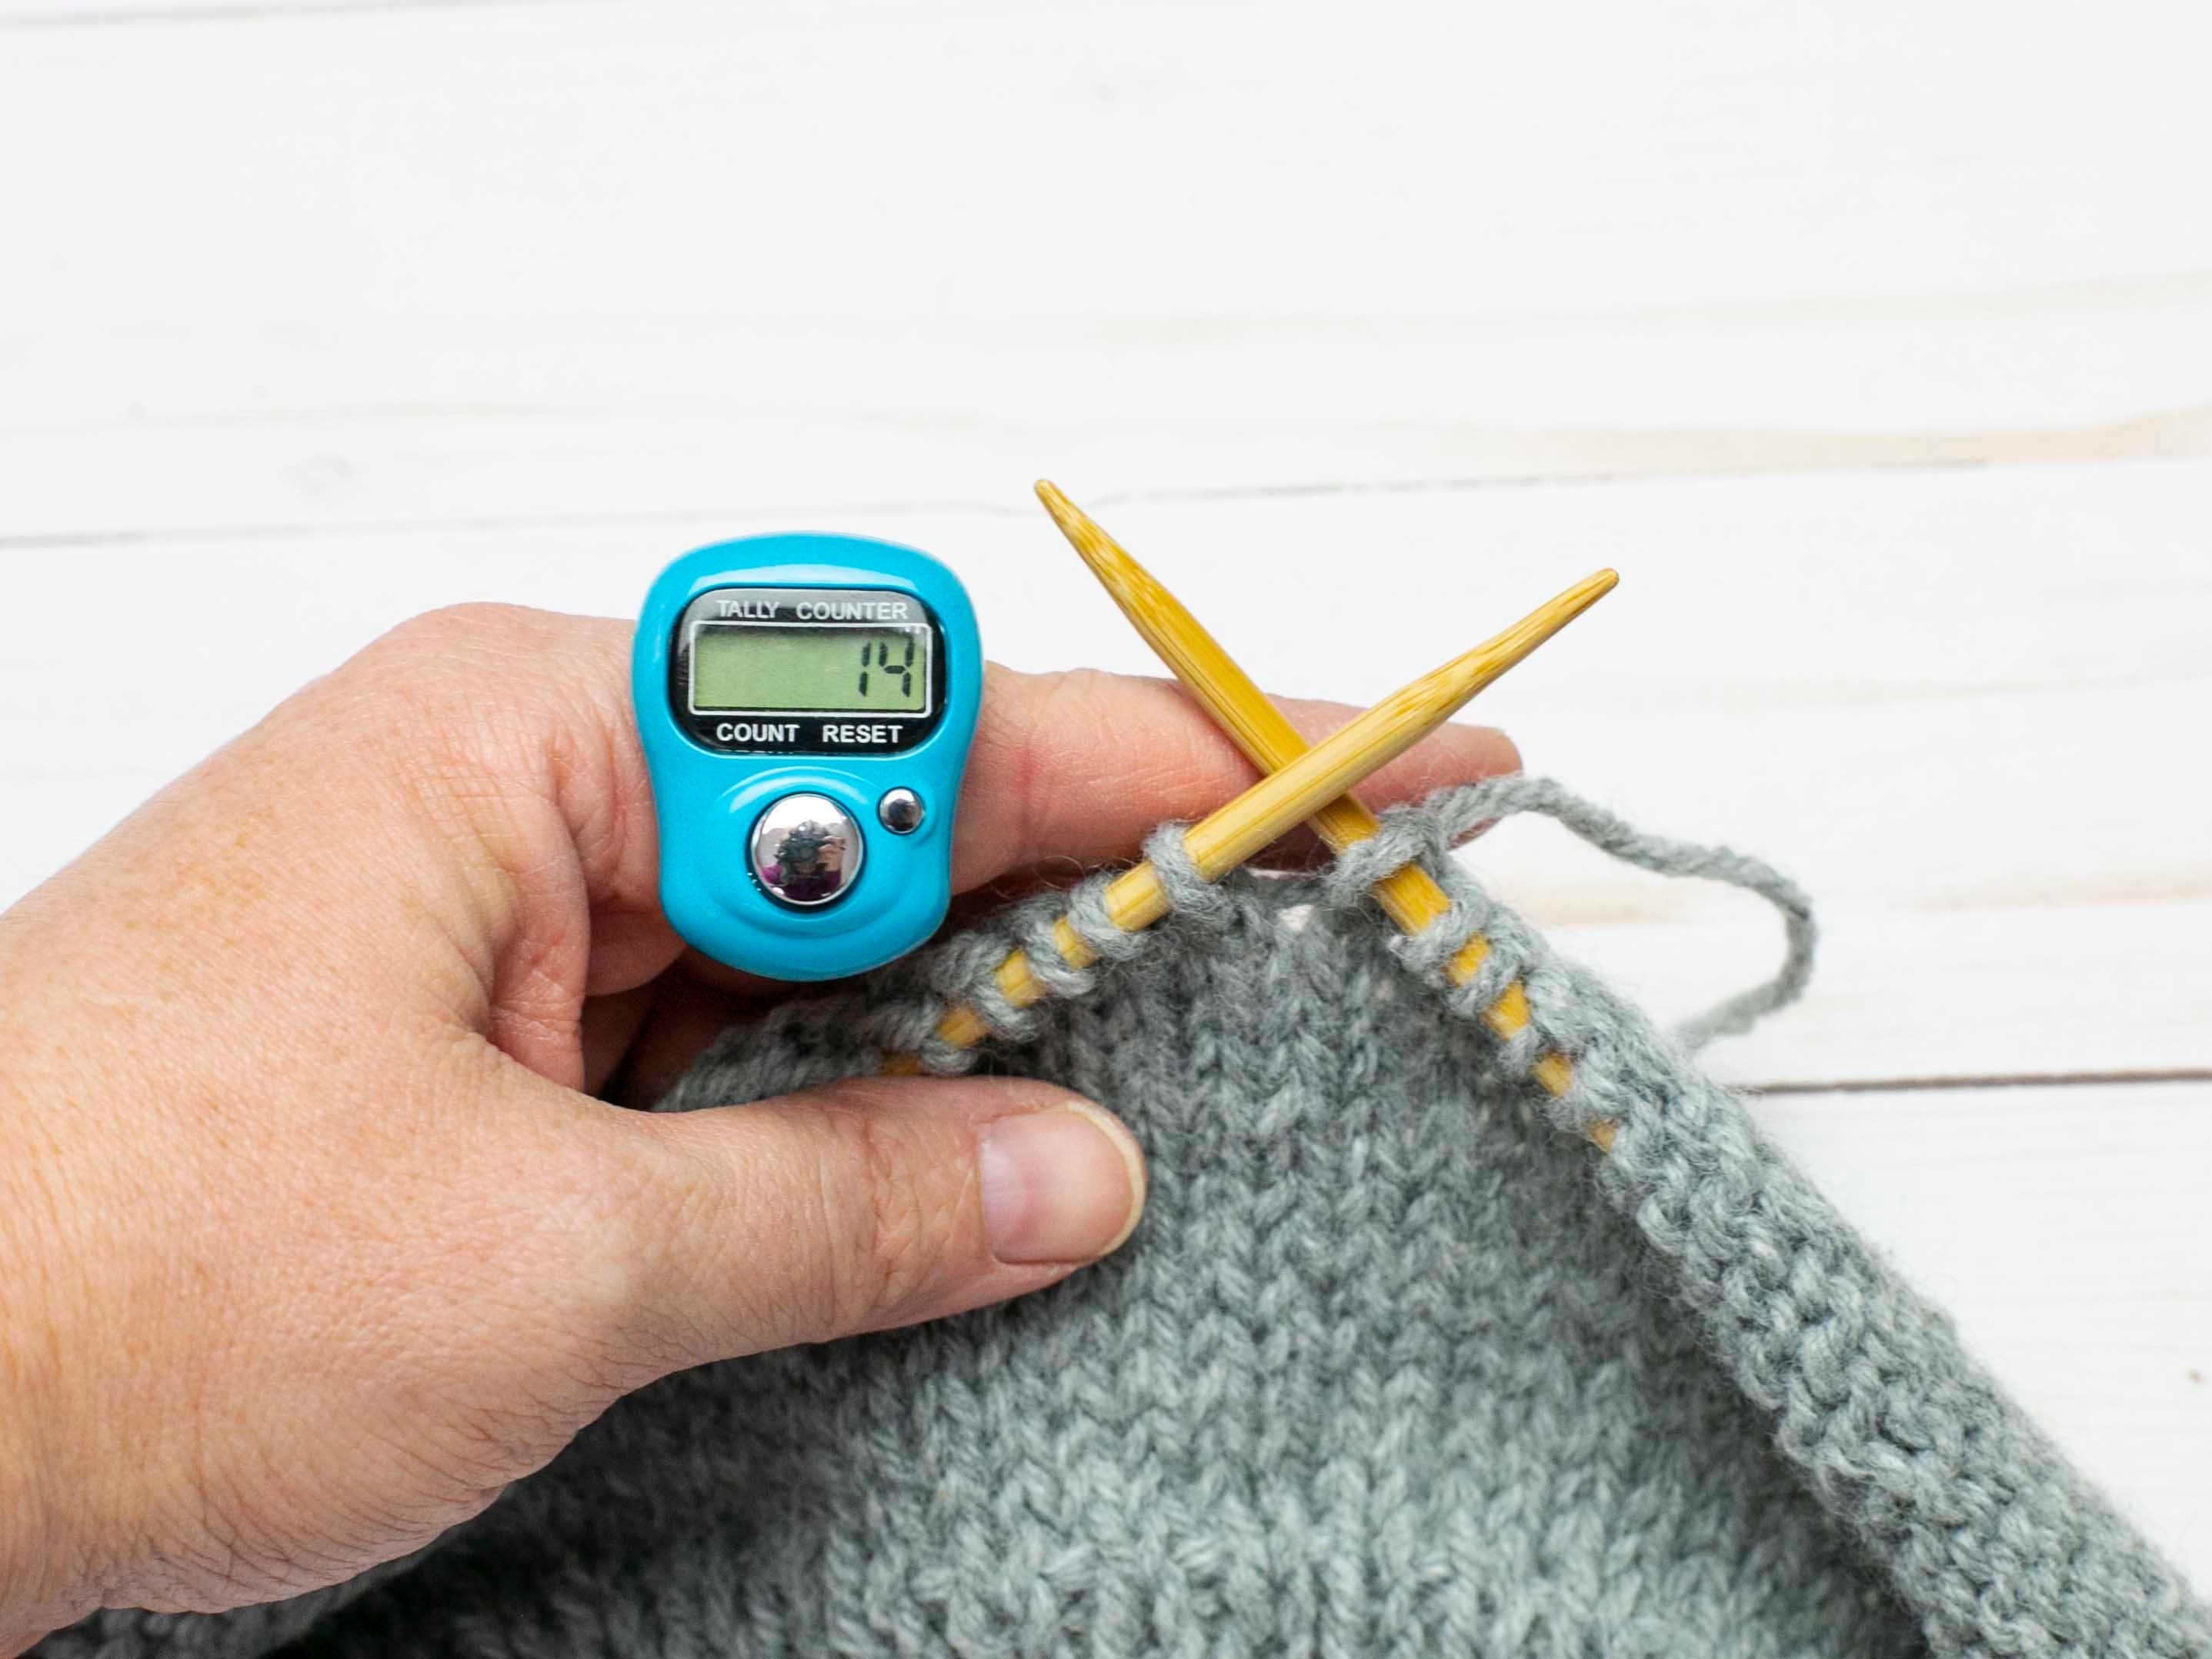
xmin=953 ymin=664 xmax=1519 ymax=891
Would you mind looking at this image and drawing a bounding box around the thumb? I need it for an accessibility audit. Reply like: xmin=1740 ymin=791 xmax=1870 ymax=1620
xmin=602 ymin=1076 xmax=1148 ymax=1366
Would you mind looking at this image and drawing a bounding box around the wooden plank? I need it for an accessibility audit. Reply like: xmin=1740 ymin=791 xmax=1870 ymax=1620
xmin=2 ymin=1 xmax=2210 ymax=537
xmin=1535 ymin=904 xmax=2212 ymax=1088
xmin=5 ymin=462 xmax=2200 ymax=893
xmin=12 ymin=457 xmax=2200 ymax=906
xmin=0 ymin=0 xmax=590 ymax=18
xmin=6 ymin=0 xmax=2207 ymax=322
xmin=1754 ymin=1079 xmax=2212 ymax=1589
xmin=3 ymin=462 xmax=2206 ymax=1086
xmin=1071 ymin=463 xmax=2212 ymax=924
xmin=4 ymin=329 xmax=2206 ymax=546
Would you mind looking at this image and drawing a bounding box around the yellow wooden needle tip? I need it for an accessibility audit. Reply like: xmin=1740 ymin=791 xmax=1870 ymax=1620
xmin=1037 ymin=478 xmax=1156 ymax=582
xmin=1042 ymin=478 xmax=1619 ymax=641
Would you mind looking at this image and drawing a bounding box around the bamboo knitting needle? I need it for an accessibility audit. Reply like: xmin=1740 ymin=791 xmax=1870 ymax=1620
xmin=892 ymin=562 xmax=1617 ymax=1067
xmin=1035 ymin=480 xmax=1600 ymax=1123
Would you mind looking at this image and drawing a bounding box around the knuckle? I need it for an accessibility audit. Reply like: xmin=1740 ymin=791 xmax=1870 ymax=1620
xmin=369 ymin=601 xmax=534 ymax=662
xmin=802 ymin=1087 xmax=965 ymax=1337
xmin=345 ymin=606 xmax=533 ymax=742
xmin=330 ymin=607 xmax=557 ymax=831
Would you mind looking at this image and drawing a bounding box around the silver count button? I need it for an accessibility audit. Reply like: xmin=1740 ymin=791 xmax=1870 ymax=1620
xmin=878 ymin=787 xmax=925 ymax=834
xmin=749 ymin=793 xmax=862 ymax=908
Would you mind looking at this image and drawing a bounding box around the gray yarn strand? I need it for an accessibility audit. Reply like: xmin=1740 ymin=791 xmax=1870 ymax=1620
xmin=1316 ymin=775 xmax=1817 ymax=1051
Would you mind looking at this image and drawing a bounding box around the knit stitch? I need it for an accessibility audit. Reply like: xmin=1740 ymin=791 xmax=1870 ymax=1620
xmin=42 ymin=779 xmax=2209 ymax=1658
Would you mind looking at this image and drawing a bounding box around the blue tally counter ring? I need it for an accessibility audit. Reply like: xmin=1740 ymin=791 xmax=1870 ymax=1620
xmin=632 ymin=533 xmax=983 ymax=982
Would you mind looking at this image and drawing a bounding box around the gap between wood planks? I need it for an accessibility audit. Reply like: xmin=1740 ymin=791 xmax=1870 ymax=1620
xmin=0 ymin=0 xmax=601 ymax=28
xmin=5 ymin=424 xmax=2209 ymax=555
xmin=1743 ymin=1068 xmax=2212 ymax=1097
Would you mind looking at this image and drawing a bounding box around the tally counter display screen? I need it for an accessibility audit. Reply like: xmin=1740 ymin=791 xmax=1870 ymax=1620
xmin=669 ymin=586 xmax=950 ymax=756
xmin=689 ymin=622 xmax=933 ymax=716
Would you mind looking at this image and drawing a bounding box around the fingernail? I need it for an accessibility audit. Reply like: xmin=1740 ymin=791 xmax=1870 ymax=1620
xmin=978 ymin=1103 xmax=1146 ymax=1264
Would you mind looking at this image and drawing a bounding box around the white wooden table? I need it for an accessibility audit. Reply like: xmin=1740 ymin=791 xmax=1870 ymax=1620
xmin=4 ymin=0 xmax=2207 ymax=1587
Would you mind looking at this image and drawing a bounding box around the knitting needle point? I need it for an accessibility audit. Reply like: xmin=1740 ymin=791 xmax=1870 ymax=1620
xmin=896 ymin=556 xmax=1616 ymax=1064
xmin=1036 ymin=479 xmax=1597 ymax=1117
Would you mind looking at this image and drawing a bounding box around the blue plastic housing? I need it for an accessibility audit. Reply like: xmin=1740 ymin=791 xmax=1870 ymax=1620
xmin=633 ymin=534 xmax=983 ymax=981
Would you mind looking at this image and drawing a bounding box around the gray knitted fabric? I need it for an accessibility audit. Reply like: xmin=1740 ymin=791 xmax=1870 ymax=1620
xmin=43 ymin=778 xmax=2210 ymax=1659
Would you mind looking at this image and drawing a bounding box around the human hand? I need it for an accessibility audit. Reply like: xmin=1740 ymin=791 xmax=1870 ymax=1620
xmin=0 ymin=604 xmax=1516 ymax=1647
